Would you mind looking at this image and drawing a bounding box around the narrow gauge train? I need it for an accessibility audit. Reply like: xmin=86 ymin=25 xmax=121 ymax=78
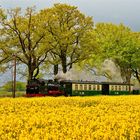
xmin=26 ymin=78 xmax=134 ymax=97
xmin=60 ymin=80 xmax=134 ymax=96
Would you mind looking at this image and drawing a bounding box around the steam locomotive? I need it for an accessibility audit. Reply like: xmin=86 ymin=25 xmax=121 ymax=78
xmin=26 ymin=78 xmax=139 ymax=97
xmin=26 ymin=78 xmax=66 ymax=97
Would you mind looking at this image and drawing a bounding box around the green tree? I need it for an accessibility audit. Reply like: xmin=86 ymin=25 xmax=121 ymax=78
xmin=40 ymin=4 xmax=96 ymax=74
xmin=129 ymin=32 xmax=140 ymax=84
xmin=95 ymin=23 xmax=140 ymax=84
xmin=0 ymin=7 xmax=51 ymax=80
xmin=3 ymin=81 xmax=26 ymax=91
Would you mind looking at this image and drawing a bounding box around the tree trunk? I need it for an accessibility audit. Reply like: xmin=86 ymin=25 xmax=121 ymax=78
xmin=28 ymin=69 xmax=34 ymax=81
xmin=61 ymin=52 xmax=67 ymax=73
xmin=28 ymin=63 xmax=35 ymax=81
xmin=120 ymin=67 xmax=131 ymax=83
xmin=134 ymin=69 xmax=140 ymax=84
xmin=54 ymin=64 xmax=58 ymax=75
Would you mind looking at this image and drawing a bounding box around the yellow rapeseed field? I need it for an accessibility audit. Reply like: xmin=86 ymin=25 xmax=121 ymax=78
xmin=0 ymin=96 xmax=140 ymax=140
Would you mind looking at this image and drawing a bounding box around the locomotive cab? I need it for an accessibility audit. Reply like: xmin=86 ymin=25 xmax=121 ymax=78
xmin=26 ymin=79 xmax=40 ymax=94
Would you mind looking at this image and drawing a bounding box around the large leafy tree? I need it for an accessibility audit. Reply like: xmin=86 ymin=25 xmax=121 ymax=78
xmin=39 ymin=4 xmax=95 ymax=74
xmin=125 ymin=32 xmax=140 ymax=84
xmin=95 ymin=23 xmax=140 ymax=84
xmin=0 ymin=7 xmax=51 ymax=80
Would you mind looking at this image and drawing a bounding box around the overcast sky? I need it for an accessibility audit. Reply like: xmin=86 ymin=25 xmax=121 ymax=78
xmin=0 ymin=0 xmax=140 ymax=31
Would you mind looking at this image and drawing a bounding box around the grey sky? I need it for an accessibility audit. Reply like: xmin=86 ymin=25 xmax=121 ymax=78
xmin=0 ymin=0 xmax=140 ymax=31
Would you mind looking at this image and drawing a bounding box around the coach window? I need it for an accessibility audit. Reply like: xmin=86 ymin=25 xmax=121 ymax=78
xmin=119 ymin=85 xmax=121 ymax=91
xmin=124 ymin=86 xmax=126 ymax=91
xmin=75 ymin=84 xmax=78 ymax=90
xmin=84 ymin=84 xmax=87 ymax=90
xmin=115 ymin=85 xmax=118 ymax=91
xmin=122 ymin=86 xmax=124 ymax=91
xmin=80 ymin=84 xmax=83 ymax=90
xmin=97 ymin=85 xmax=100 ymax=90
xmin=126 ymin=86 xmax=129 ymax=91
xmin=122 ymin=86 xmax=125 ymax=91
xmin=89 ymin=85 xmax=92 ymax=90
xmin=112 ymin=85 xmax=114 ymax=91
xmin=93 ymin=85 xmax=96 ymax=90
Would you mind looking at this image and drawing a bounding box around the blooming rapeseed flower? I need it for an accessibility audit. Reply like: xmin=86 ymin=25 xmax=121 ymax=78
xmin=0 ymin=96 xmax=140 ymax=139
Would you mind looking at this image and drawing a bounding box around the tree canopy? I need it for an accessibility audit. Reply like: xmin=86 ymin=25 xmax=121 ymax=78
xmin=0 ymin=7 xmax=53 ymax=80
xmin=39 ymin=4 xmax=96 ymax=73
xmin=0 ymin=4 xmax=140 ymax=86
xmin=95 ymin=23 xmax=140 ymax=84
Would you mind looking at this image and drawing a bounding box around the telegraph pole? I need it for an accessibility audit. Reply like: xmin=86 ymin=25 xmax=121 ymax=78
xmin=12 ymin=54 xmax=16 ymax=98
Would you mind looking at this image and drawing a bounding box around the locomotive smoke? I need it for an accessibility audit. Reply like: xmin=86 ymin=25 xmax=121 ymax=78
xmin=54 ymin=67 xmax=95 ymax=81
xmin=54 ymin=60 xmax=122 ymax=82
xmin=102 ymin=59 xmax=122 ymax=82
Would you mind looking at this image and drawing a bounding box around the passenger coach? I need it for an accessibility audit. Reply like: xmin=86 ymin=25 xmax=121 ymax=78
xmin=60 ymin=80 xmax=134 ymax=96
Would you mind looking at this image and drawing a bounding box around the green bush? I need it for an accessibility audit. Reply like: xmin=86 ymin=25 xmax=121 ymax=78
xmin=2 ymin=81 xmax=26 ymax=92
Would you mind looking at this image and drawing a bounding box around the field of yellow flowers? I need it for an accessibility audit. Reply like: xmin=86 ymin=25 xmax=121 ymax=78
xmin=0 ymin=96 xmax=140 ymax=140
